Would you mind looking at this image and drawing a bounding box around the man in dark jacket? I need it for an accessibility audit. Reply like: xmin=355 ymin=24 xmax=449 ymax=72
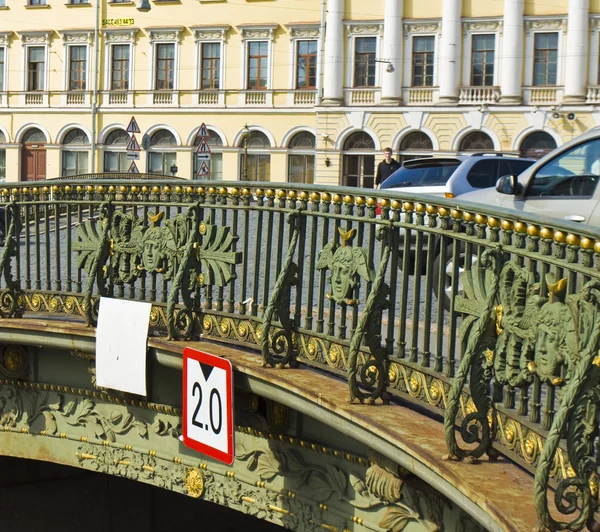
xmin=375 ymin=147 xmax=400 ymax=188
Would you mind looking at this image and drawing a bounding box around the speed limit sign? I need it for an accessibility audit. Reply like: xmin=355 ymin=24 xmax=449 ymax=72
xmin=183 ymin=348 xmax=234 ymax=464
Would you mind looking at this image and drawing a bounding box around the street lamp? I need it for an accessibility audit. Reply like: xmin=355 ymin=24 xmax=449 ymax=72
xmin=241 ymin=123 xmax=250 ymax=181
xmin=170 ymin=164 xmax=178 ymax=176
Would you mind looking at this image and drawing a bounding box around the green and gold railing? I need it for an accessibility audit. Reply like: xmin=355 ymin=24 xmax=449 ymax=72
xmin=0 ymin=177 xmax=599 ymax=531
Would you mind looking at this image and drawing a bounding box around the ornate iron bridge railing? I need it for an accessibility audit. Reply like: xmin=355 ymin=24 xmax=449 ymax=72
xmin=0 ymin=177 xmax=598 ymax=531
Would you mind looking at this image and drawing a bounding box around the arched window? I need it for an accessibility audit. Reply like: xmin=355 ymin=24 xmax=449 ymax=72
xmin=520 ymin=131 xmax=557 ymax=159
xmin=22 ymin=128 xmax=46 ymax=143
xmin=399 ymin=131 xmax=433 ymax=164
xmin=288 ymin=131 xmax=315 ymax=184
xmin=193 ymin=130 xmax=223 ymax=180
xmin=342 ymin=131 xmax=376 ymax=188
xmin=459 ymin=131 xmax=494 ymax=152
xmin=240 ymin=130 xmax=271 ymax=182
xmin=0 ymin=131 xmax=5 ymax=182
xmin=61 ymin=128 xmax=89 ymax=177
xmin=103 ymin=128 xmax=129 ymax=172
xmin=148 ymin=129 xmax=177 ymax=175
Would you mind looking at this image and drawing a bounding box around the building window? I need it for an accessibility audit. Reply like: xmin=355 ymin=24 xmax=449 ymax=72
xmin=27 ymin=46 xmax=45 ymax=91
xmin=247 ymin=41 xmax=268 ymax=89
xmin=111 ymin=44 xmax=129 ymax=90
xmin=103 ymin=129 xmax=129 ymax=172
xmin=201 ymin=43 xmax=220 ymax=89
xmin=533 ymin=32 xmax=558 ymax=86
xmin=240 ymin=130 xmax=270 ymax=181
xmin=0 ymin=47 xmax=4 ymax=92
xmin=459 ymin=131 xmax=494 ymax=151
xmin=0 ymin=131 xmax=5 ymax=182
xmin=471 ymin=34 xmax=495 ymax=86
xmin=287 ymin=131 xmax=315 ymax=184
xmin=342 ymin=131 xmax=376 ymax=188
xmin=399 ymin=131 xmax=434 ymax=164
xmin=68 ymin=46 xmax=87 ymax=91
xmin=29 ymin=0 xmax=46 ymax=4
xmin=193 ymin=130 xmax=223 ymax=179
xmin=148 ymin=129 xmax=176 ymax=174
xmin=70 ymin=0 xmax=89 ymax=3
xmin=353 ymin=37 xmax=376 ymax=87
xmin=61 ymin=128 xmax=89 ymax=177
xmin=412 ymin=36 xmax=434 ymax=87
xmin=296 ymin=40 xmax=317 ymax=89
xmin=519 ymin=131 xmax=557 ymax=159
xmin=155 ymin=43 xmax=175 ymax=90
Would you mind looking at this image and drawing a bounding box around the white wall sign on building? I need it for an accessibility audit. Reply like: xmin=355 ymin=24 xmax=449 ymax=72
xmin=96 ymin=297 xmax=152 ymax=396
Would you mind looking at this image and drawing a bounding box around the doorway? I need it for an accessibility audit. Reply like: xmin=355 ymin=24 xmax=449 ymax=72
xmin=21 ymin=128 xmax=47 ymax=181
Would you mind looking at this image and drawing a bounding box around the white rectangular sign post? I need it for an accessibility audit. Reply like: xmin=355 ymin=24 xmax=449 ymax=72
xmin=96 ymin=297 xmax=152 ymax=396
xmin=183 ymin=347 xmax=234 ymax=464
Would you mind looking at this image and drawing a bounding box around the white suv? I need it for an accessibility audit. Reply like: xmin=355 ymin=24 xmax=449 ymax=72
xmin=459 ymin=128 xmax=600 ymax=224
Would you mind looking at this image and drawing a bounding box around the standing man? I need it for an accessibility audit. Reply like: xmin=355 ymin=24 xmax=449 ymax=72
xmin=375 ymin=147 xmax=400 ymax=188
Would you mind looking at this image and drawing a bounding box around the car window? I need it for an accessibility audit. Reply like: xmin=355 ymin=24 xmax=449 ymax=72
xmin=527 ymin=138 xmax=600 ymax=198
xmin=506 ymin=159 xmax=535 ymax=176
xmin=382 ymin=159 xmax=461 ymax=188
xmin=466 ymin=159 xmax=499 ymax=188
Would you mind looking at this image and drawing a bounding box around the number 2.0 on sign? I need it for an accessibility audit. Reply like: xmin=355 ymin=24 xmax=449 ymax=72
xmin=183 ymin=347 xmax=234 ymax=464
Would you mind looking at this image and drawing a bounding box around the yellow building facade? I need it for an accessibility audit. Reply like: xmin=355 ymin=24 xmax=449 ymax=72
xmin=0 ymin=0 xmax=597 ymax=185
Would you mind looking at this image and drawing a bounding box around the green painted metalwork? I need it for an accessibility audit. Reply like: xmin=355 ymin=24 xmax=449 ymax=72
xmin=3 ymin=179 xmax=600 ymax=530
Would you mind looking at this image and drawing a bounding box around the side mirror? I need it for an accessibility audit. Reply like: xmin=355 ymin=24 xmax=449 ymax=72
xmin=496 ymin=174 xmax=522 ymax=196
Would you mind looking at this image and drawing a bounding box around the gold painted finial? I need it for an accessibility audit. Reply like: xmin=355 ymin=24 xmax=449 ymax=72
xmin=546 ymin=274 xmax=567 ymax=303
xmin=147 ymin=211 xmax=164 ymax=227
xmin=338 ymin=227 xmax=356 ymax=247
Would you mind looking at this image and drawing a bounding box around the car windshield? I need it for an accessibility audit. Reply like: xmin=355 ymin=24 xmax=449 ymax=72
xmin=381 ymin=159 xmax=461 ymax=188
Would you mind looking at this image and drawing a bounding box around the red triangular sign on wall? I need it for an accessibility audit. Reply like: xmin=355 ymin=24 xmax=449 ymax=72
xmin=197 ymin=161 xmax=210 ymax=177
xmin=126 ymin=134 xmax=141 ymax=152
xmin=126 ymin=116 xmax=141 ymax=134
xmin=128 ymin=161 xmax=140 ymax=174
xmin=196 ymin=137 xmax=211 ymax=154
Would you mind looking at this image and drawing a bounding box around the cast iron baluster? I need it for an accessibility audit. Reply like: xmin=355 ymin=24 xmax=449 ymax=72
xmin=411 ymin=203 xmax=424 ymax=364
xmin=76 ymin=201 xmax=83 ymax=294
xmin=218 ymin=195 xmax=227 ymax=313
xmin=34 ymin=201 xmax=41 ymax=291
xmin=398 ymin=204 xmax=412 ymax=359
xmin=304 ymin=193 xmax=320 ymax=331
xmin=239 ymin=188 xmax=250 ymax=316
xmin=0 ymin=203 xmax=21 ymax=317
xmin=316 ymin=194 xmax=330 ymax=334
xmin=328 ymin=196 xmax=342 ymax=338
xmin=347 ymin=225 xmax=392 ymax=404
xmin=293 ymin=192 xmax=306 ymax=332
xmin=66 ymin=202 xmax=72 ymax=293
xmin=24 ymin=202 xmax=31 ymax=291
xmin=162 ymin=204 xmax=170 ymax=304
xmin=229 ymin=191 xmax=239 ymax=314
xmin=421 ymin=207 xmax=438 ymax=369
xmin=251 ymin=191 xmax=264 ymax=317
xmin=275 ymin=191 xmax=286 ymax=278
xmin=44 ymin=202 xmax=51 ymax=291
xmin=262 ymin=192 xmax=275 ymax=315
xmin=54 ymin=197 xmax=61 ymax=292
xmin=261 ymin=211 xmax=300 ymax=368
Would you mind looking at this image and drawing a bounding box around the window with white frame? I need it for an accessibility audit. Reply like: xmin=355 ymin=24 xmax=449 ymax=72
xmin=201 ymin=43 xmax=221 ymax=89
xmin=287 ymin=131 xmax=315 ymax=184
xmin=0 ymin=47 xmax=4 ymax=92
xmin=239 ymin=131 xmax=271 ymax=181
xmin=471 ymin=34 xmax=495 ymax=86
xmin=103 ymin=129 xmax=129 ymax=172
xmin=27 ymin=46 xmax=45 ymax=91
xmin=0 ymin=131 xmax=6 ymax=182
xmin=111 ymin=44 xmax=130 ymax=90
xmin=412 ymin=36 xmax=435 ymax=87
xmin=61 ymin=128 xmax=89 ymax=176
xmin=68 ymin=45 xmax=87 ymax=90
xmin=238 ymin=24 xmax=277 ymax=91
xmin=296 ymin=40 xmax=317 ymax=89
xmin=148 ymin=28 xmax=182 ymax=92
xmin=353 ymin=37 xmax=376 ymax=87
xmin=148 ymin=129 xmax=177 ymax=175
xmin=533 ymin=32 xmax=559 ymax=86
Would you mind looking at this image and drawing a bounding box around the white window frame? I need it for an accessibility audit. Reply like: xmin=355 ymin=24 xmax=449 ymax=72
xmin=237 ymin=24 xmax=278 ymax=105
xmin=102 ymin=28 xmax=137 ymax=95
xmin=285 ymin=24 xmax=320 ymax=91
xmin=461 ymin=20 xmax=501 ymax=87
xmin=192 ymin=26 xmax=229 ymax=94
xmin=0 ymin=33 xmax=9 ymax=98
xmin=402 ymin=22 xmax=440 ymax=89
xmin=59 ymin=31 xmax=92 ymax=106
xmin=147 ymin=27 xmax=183 ymax=106
xmin=524 ymin=17 xmax=566 ymax=87
xmin=18 ymin=31 xmax=50 ymax=106
xmin=345 ymin=23 xmax=382 ymax=89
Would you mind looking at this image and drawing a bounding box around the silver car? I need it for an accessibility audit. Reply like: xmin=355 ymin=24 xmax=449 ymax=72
xmin=460 ymin=128 xmax=600 ymax=224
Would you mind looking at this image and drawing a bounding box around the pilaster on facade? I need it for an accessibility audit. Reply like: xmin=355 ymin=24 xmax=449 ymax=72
xmin=322 ymin=0 xmax=344 ymax=106
xmin=381 ymin=0 xmax=402 ymax=105
xmin=499 ymin=0 xmax=524 ymax=104
xmin=563 ymin=0 xmax=589 ymax=103
xmin=438 ymin=0 xmax=462 ymax=104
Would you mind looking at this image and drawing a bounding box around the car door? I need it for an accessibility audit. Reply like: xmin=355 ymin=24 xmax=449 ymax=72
xmin=503 ymin=137 xmax=600 ymax=223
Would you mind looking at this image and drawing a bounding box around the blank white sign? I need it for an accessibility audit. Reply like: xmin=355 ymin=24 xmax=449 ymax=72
xmin=96 ymin=297 xmax=152 ymax=396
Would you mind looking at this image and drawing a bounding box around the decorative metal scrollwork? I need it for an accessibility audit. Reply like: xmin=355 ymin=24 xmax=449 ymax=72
xmin=533 ymin=281 xmax=600 ymax=532
xmin=347 ymin=225 xmax=390 ymax=404
xmin=444 ymin=248 xmax=503 ymax=460
xmin=261 ymin=212 xmax=300 ymax=368
xmin=0 ymin=203 xmax=19 ymax=318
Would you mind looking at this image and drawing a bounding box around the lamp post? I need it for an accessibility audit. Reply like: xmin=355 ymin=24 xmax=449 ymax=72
xmin=170 ymin=164 xmax=178 ymax=177
xmin=241 ymin=123 xmax=250 ymax=180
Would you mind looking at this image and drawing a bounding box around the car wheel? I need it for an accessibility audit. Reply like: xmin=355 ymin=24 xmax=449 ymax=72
xmin=432 ymin=241 xmax=477 ymax=311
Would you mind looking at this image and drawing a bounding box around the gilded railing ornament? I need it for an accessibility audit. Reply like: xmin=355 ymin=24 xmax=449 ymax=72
xmin=347 ymin=226 xmax=390 ymax=404
xmin=261 ymin=211 xmax=300 ymax=368
xmin=317 ymin=227 xmax=373 ymax=305
xmin=533 ymin=281 xmax=600 ymax=532
xmin=0 ymin=203 xmax=20 ymax=318
xmin=445 ymin=248 xmax=503 ymax=460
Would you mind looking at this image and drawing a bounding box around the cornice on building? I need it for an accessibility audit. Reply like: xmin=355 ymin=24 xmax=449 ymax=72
xmin=17 ymin=30 xmax=53 ymax=45
xmin=236 ymin=23 xmax=279 ymax=40
xmin=190 ymin=25 xmax=231 ymax=41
